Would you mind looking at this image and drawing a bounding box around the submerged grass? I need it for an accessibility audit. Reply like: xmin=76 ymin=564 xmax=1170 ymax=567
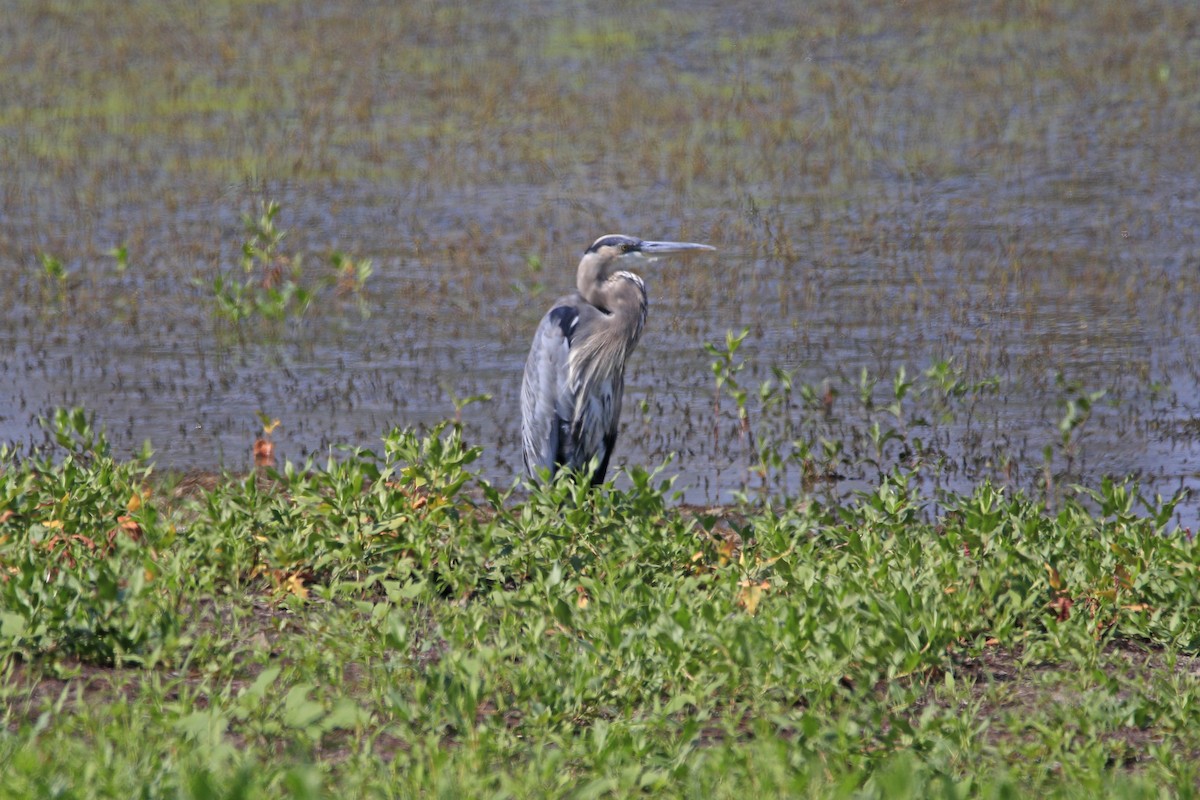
xmin=3 ymin=412 xmax=1200 ymax=797
xmin=1 ymin=0 xmax=1199 ymax=513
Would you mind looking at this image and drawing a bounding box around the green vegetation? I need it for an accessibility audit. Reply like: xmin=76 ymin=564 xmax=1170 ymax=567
xmin=2 ymin=395 xmax=1199 ymax=798
xmin=203 ymin=201 xmax=371 ymax=330
xmin=207 ymin=201 xmax=315 ymax=326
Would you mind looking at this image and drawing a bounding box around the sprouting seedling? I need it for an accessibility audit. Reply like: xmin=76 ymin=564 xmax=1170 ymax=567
xmin=1042 ymin=374 xmax=1108 ymax=504
xmin=449 ymin=391 xmax=493 ymax=424
xmin=108 ymin=245 xmax=129 ymax=274
xmin=331 ymin=251 xmax=375 ymax=317
xmin=256 ymin=411 xmax=282 ymax=437
xmin=39 ymin=252 xmax=65 ymax=282
xmin=254 ymin=412 xmax=281 ymax=469
xmin=241 ymin=201 xmax=287 ymax=276
xmin=857 ymin=366 xmax=877 ymax=412
xmin=207 ymin=200 xmax=317 ymax=327
xmin=889 ymin=365 xmax=913 ymax=421
xmin=706 ymin=328 xmax=758 ymax=469
xmin=1057 ymin=388 xmax=1106 ymax=447
xmin=706 ymin=328 xmax=787 ymax=493
xmin=759 ymin=365 xmax=794 ymax=415
xmin=38 ymin=252 xmax=68 ymax=300
xmin=331 ymin=251 xmax=373 ymax=294
xmin=512 ymin=253 xmax=546 ymax=299
xmin=34 ymin=252 xmax=71 ymax=309
xmin=706 ymin=327 xmax=750 ymax=429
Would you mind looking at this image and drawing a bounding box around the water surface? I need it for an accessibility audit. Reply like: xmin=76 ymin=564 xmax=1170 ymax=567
xmin=2 ymin=0 xmax=1198 ymax=523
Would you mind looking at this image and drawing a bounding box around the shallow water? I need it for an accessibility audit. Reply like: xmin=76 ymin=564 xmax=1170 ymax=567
xmin=1 ymin=1 xmax=1198 ymax=523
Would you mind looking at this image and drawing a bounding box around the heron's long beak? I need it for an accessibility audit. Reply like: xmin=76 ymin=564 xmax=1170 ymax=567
xmin=638 ymin=240 xmax=716 ymax=256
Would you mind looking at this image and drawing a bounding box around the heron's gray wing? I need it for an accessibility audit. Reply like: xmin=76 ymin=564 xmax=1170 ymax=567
xmin=520 ymin=303 xmax=579 ymax=480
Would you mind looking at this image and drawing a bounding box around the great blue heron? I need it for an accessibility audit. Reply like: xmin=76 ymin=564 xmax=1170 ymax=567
xmin=520 ymin=234 xmax=716 ymax=485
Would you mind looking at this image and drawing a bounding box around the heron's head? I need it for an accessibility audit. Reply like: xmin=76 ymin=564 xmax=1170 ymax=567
xmin=579 ymin=234 xmax=715 ymax=285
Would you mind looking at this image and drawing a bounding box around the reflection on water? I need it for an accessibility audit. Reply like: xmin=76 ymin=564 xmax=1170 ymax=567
xmin=1 ymin=1 xmax=1198 ymax=525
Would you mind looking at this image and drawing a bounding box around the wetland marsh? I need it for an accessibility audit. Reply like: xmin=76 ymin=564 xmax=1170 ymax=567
xmin=4 ymin=2 xmax=1200 ymax=797
xmin=2 ymin=0 xmax=1198 ymax=519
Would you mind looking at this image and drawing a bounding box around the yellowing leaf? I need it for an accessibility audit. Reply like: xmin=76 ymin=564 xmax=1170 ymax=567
xmin=45 ymin=519 xmax=64 ymax=530
xmin=127 ymin=492 xmax=142 ymax=513
xmin=737 ymin=580 xmax=770 ymax=615
xmin=283 ymin=572 xmax=309 ymax=599
xmin=1044 ymin=562 xmax=1064 ymax=591
xmin=717 ymin=539 xmax=736 ymax=565
xmin=256 ymin=412 xmax=282 ymax=435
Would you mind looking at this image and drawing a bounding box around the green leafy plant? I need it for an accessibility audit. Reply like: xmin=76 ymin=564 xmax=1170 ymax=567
xmin=208 ymin=201 xmax=314 ymax=325
xmin=2 ymin=410 xmax=1199 ymax=797
xmin=36 ymin=251 xmax=68 ymax=306
xmin=330 ymin=250 xmax=374 ymax=317
xmin=0 ymin=410 xmax=181 ymax=665
xmin=107 ymin=244 xmax=129 ymax=274
xmin=1043 ymin=373 xmax=1109 ymax=506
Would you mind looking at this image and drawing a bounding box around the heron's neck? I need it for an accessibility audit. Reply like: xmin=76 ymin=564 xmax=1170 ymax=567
xmin=567 ymin=272 xmax=649 ymax=399
xmin=588 ymin=271 xmax=647 ymax=348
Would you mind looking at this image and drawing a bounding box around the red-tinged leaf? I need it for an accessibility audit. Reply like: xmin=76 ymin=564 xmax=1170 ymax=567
xmin=253 ymin=438 xmax=276 ymax=468
xmin=1114 ymin=564 xmax=1132 ymax=591
xmin=1049 ymin=595 xmax=1073 ymax=621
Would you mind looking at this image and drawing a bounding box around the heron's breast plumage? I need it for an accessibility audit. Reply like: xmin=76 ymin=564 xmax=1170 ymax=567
xmin=566 ymin=271 xmax=646 ymax=420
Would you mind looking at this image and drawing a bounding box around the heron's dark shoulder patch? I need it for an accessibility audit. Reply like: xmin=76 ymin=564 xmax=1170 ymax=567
xmin=547 ymin=305 xmax=580 ymax=343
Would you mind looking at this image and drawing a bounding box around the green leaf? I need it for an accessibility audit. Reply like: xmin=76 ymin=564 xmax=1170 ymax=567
xmin=0 ymin=611 xmax=26 ymax=638
xmin=283 ymin=684 xmax=325 ymax=729
xmin=323 ymin=698 xmax=368 ymax=731
xmin=240 ymin=665 xmax=282 ymax=703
